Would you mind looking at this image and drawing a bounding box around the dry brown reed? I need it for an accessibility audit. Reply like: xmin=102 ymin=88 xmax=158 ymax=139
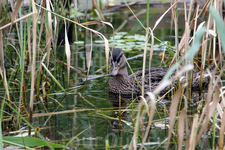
xmin=128 ymin=0 xmax=225 ymax=149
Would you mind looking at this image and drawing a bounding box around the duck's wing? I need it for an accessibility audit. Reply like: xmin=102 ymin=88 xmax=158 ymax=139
xmin=128 ymin=67 xmax=211 ymax=95
xmin=191 ymin=69 xmax=211 ymax=90
xmin=128 ymin=67 xmax=169 ymax=93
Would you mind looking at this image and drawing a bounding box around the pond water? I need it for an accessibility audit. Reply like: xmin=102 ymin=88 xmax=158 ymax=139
xmin=35 ymin=47 xmax=168 ymax=149
xmin=2 ymin=3 xmax=225 ymax=150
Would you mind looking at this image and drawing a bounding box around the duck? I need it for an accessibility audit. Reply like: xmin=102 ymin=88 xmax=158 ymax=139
xmin=108 ymin=48 xmax=210 ymax=96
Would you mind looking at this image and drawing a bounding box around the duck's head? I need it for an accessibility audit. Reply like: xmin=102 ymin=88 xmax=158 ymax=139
xmin=110 ymin=48 xmax=128 ymax=77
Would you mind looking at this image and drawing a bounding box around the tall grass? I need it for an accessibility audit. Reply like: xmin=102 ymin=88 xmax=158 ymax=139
xmin=0 ymin=0 xmax=224 ymax=149
xmin=127 ymin=0 xmax=225 ymax=149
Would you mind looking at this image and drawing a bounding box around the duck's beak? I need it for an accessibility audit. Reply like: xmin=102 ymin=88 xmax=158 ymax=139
xmin=110 ymin=61 xmax=118 ymax=77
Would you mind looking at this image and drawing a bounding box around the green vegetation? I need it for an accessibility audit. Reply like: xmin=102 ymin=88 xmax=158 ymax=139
xmin=0 ymin=0 xmax=224 ymax=149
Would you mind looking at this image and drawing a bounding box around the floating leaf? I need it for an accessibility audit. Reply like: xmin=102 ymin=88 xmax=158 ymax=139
xmin=110 ymin=35 xmax=122 ymax=40
xmin=124 ymin=35 xmax=134 ymax=39
xmin=125 ymin=38 xmax=136 ymax=42
xmin=115 ymin=40 xmax=125 ymax=43
xmin=136 ymin=41 xmax=145 ymax=45
xmin=116 ymin=45 xmax=125 ymax=49
xmin=124 ymin=48 xmax=133 ymax=51
xmin=117 ymin=43 xmax=125 ymax=47
xmin=116 ymin=32 xmax=128 ymax=35
xmin=74 ymin=41 xmax=85 ymax=44
xmin=123 ymin=45 xmax=134 ymax=49
xmin=126 ymin=42 xmax=136 ymax=45
xmin=94 ymin=40 xmax=104 ymax=44
xmin=134 ymin=35 xmax=145 ymax=41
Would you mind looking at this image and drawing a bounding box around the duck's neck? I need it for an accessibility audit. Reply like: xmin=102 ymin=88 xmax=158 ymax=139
xmin=118 ymin=66 xmax=129 ymax=78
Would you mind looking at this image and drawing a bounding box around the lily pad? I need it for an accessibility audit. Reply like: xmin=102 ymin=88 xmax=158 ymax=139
xmin=116 ymin=43 xmax=125 ymax=47
xmin=134 ymin=35 xmax=145 ymax=41
xmin=74 ymin=41 xmax=85 ymax=44
xmin=116 ymin=45 xmax=126 ymax=49
xmin=124 ymin=35 xmax=134 ymax=39
xmin=110 ymin=35 xmax=123 ymax=40
xmin=126 ymin=42 xmax=136 ymax=45
xmin=108 ymin=39 xmax=114 ymax=43
xmin=124 ymin=48 xmax=133 ymax=51
xmin=135 ymin=41 xmax=145 ymax=45
xmin=135 ymin=42 xmax=151 ymax=46
xmin=115 ymin=40 xmax=126 ymax=43
xmin=124 ymin=38 xmax=136 ymax=42
xmin=134 ymin=45 xmax=144 ymax=49
xmin=154 ymin=45 xmax=160 ymax=48
xmin=116 ymin=32 xmax=128 ymax=35
xmin=94 ymin=40 xmax=105 ymax=44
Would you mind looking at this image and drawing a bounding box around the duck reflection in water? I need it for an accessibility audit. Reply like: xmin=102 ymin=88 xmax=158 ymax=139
xmin=108 ymin=93 xmax=137 ymax=131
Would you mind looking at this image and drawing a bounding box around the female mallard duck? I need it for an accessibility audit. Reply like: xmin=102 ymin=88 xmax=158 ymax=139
xmin=109 ymin=48 xmax=210 ymax=96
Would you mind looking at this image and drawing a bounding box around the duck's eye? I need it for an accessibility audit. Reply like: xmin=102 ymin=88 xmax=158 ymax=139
xmin=117 ymin=58 xmax=120 ymax=64
xmin=117 ymin=54 xmax=122 ymax=63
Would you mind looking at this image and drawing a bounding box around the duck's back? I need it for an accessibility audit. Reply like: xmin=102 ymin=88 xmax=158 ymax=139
xmin=129 ymin=67 xmax=210 ymax=96
xmin=129 ymin=67 xmax=169 ymax=95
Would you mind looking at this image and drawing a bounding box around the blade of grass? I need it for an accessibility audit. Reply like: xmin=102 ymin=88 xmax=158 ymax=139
xmin=0 ymin=13 xmax=34 ymax=30
xmin=142 ymin=29 xmax=149 ymax=96
xmin=0 ymin=29 xmax=6 ymax=150
xmin=178 ymin=109 xmax=185 ymax=150
xmin=11 ymin=0 xmax=22 ymax=23
xmin=188 ymin=114 xmax=198 ymax=150
xmin=148 ymin=27 xmax=154 ymax=91
xmin=166 ymin=88 xmax=183 ymax=150
xmin=46 ymin=0 xmax=53 ymax=67
xmin=210 ymin=6 xmax=225 ymax=52
xmin=212 ymin=111 xmax=215 ymax=150
xmin=92 ymin=0 xmax=105 ymax=20
xmin=185 ymin=21 xmax=191 ymax=98
xmin=3 ymin=140 xmax=33 ymax=150
xmin=78 ymin=93 xmax=98 ymax=110
xmin=153 ymin=1 xmax=179 ymax=31
xmin=18 ymin=4 xmax=25 ymax=129
xmin=29 ymin=0 xmax=38 ymax=135
xmin=219 ymin=102 xmax=225 ymax=149
xmin=146 ymin=0 xmax=149 ymax=27
xmin=41 ymin=62 xmax=66 ymax=93
xmin=37 ymin=0 xmax=46 ymax=59
xmin=196 ymin=86 xmax=220 ymax=145
xmin=5 ymin=102 xmax=55 ymax=150
xmin=140 ymin=92 xmax=156 ymax=149
xmin=131 ymin=100 xmax=146 ymax=149
xmin=33 ymin=108 xmax=95 ymax=117
xmin=27 ymin=4 xmax=32 ymax=65
xmin=64 ymin=19 xmax=71 ymax=87
xmin=83 ymin=32 xmax=93 ymax=94
xmin=3 ymin=136 xmax=66 ymax=149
